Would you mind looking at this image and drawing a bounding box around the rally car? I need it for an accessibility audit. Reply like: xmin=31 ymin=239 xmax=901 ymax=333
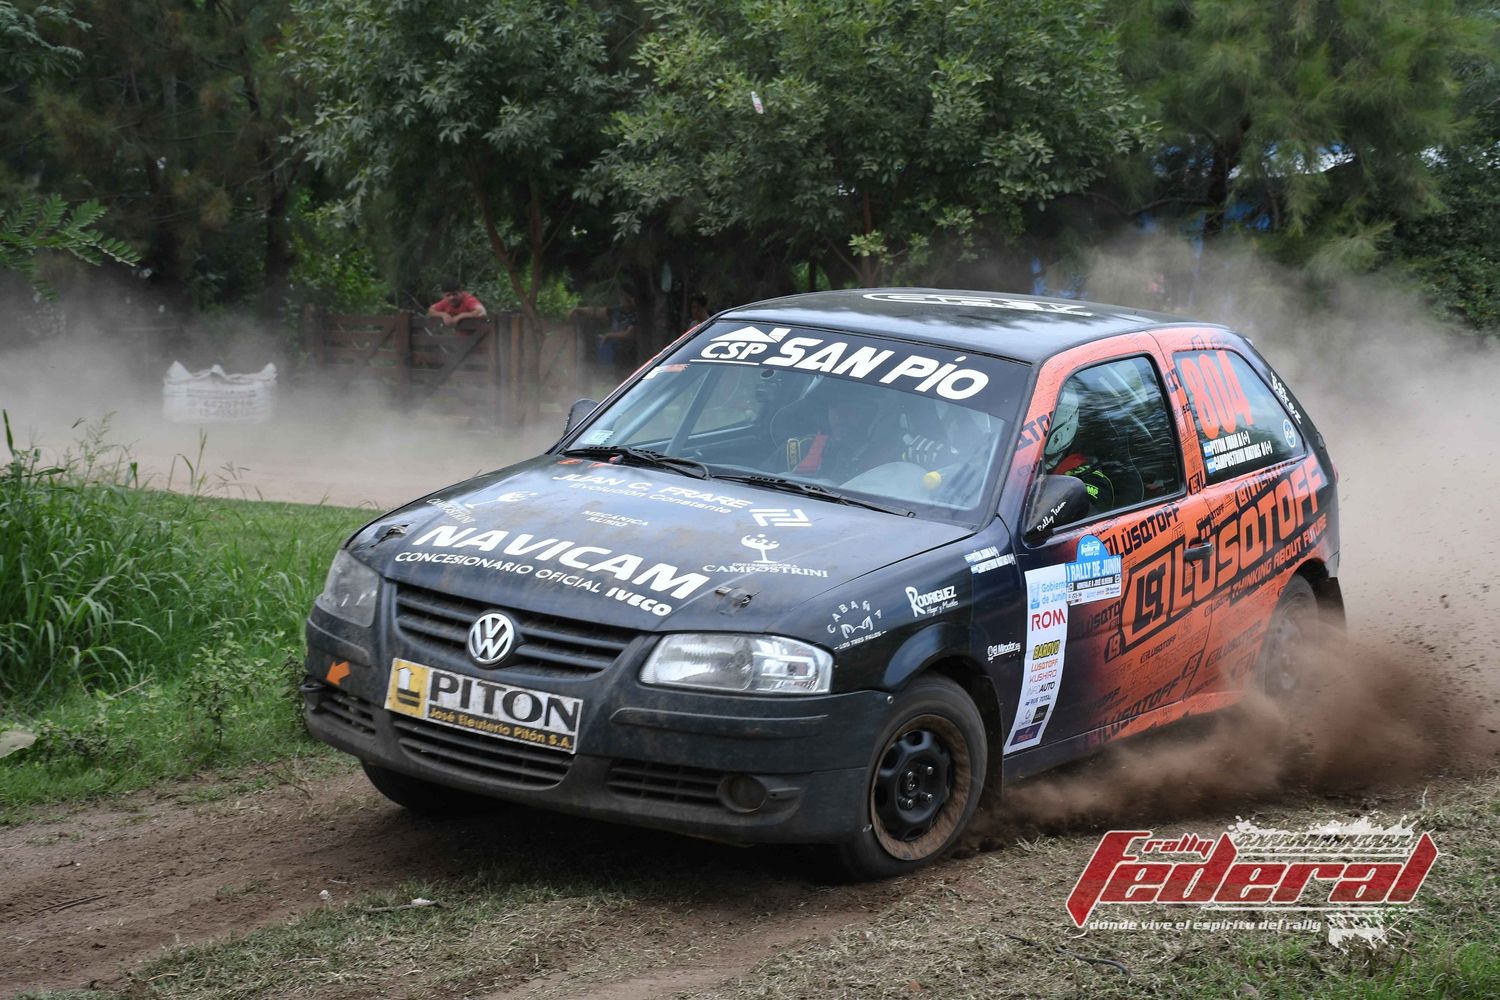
xmin=302 ymin=289 xmax=1341 ymax=878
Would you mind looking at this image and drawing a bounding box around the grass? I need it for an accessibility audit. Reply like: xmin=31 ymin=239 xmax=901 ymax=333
xmin=0 ymin=413 xmax=370 ymax=816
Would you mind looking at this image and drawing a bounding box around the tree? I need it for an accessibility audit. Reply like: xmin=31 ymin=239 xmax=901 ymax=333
xmin=609 ymin=0 xmax=1149 ymax=286
xmin=1 ymin=3 xmax=138 ymax=295
xmin=3 ymin=0 xmax=302 ymax=317
xmin=284 ymin=0 xmax=629 ymax=330
xmin=1389 ymin=5 xmax=1500 ymax=331
xmin=1111 ymin=0 xmax=1483 ymax=260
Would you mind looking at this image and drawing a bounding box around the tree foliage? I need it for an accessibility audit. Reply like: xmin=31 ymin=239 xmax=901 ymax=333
xmin=1112 ymin=0 xmax=1482 ymax=253
xmin=0 ymin=193 xmax=138 ymax=296
xmin=3 ymin=0 xmax=1499 ymax=335
xmin=285 ymin=0 xmax=630 ymax=327
xmin=3 ymin=0 xmax=302 ymax=314
xmin=1 ymin=3 xmax=140 ymax=296
xmin=1389 ymin=4 xmax=1500 ymax=329
xmin=0 ymin=2 xmax=82 ymax=81
xmin=610 ymin=0 xmax=1149 ymax=284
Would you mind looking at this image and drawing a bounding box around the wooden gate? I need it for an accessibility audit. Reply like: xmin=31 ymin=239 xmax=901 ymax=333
xmin=301 ymin=310 xmax=586 ymax=419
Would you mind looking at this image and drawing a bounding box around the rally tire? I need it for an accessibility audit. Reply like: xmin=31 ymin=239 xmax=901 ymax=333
xmin=833 ymin=675 xmax=987 ymax=881
xmin=1255 ymin=574 xmax=1319 ymax=700
xmin=361 ymin=762 xmax=490 ymax=816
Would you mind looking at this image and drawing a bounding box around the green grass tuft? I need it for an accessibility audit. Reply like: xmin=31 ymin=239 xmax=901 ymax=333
xmin=0 ymin=412 xmax=370 ymax=813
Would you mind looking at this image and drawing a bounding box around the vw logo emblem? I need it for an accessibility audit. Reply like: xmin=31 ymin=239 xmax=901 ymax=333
xmin=467 ymin=611 xmax=517 ymax=666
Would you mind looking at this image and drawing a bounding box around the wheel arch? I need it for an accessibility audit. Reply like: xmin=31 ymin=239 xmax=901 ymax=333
xmin=878 ymin=622 xmax=1005 ymax=789
xmin=1295 ymin=558 xmax=1346 ymax=630
xmin=924 ymin=657 xmax=1005 ymax=791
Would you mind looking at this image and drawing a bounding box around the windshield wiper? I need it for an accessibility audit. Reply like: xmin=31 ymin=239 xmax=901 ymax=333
xmin=715 ymin=473 xmax=912 ymax=516
xmin=560 ymin=446 xmax=711 ymax=480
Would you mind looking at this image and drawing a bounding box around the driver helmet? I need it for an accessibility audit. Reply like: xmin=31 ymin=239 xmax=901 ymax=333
xmin=1044 ymin=385 xmax=1081 ymax=462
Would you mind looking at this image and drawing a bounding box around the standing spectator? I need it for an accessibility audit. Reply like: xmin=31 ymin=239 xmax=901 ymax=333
xmin=571 ymin=288 xmax=639 ymax=379
xmin=428 ymin=278 xmax=487 ymax=327
xmin=685 ymin=292 xmax=711 ymax=332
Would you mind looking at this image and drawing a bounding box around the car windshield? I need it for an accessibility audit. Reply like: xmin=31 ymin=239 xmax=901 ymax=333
xmin=565 ymin=321 xmax=1031 ymax=522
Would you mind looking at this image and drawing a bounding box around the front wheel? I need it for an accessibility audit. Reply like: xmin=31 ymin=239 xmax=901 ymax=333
xmin=833 ymin=675 xmax=988 ymax=880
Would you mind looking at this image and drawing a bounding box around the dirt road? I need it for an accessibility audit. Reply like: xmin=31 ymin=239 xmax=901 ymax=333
xmin=3 ymin=746 xmax=1493 ymax=998
xmin=0 ymin=762 xmax=904 ymax=995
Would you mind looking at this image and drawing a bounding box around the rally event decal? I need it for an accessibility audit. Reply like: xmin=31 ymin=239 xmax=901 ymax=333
xmin=1065 ymin=534 xmax=1122 ymax=605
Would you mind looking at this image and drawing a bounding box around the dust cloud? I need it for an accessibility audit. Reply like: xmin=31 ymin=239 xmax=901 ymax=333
xmin=978 ymin=237 xmax=1500 ymax=837
xmin=0 ymin=306 xmax=566 ymax=509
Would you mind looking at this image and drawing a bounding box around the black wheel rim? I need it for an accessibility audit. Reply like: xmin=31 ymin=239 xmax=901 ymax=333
xmin=873 ymin=727 xmax=952 ymax=842
xmin=868 ymin=713 xmax=973 ymax=862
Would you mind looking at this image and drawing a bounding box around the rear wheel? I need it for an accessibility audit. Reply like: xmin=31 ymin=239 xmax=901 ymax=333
xmin=833 ymin=675 xmax=987 ymax=880
xmin=362 ymin=762 xmax=490 ymax=815
xmin=1256 ymin=574 xmax=1319 ymax=699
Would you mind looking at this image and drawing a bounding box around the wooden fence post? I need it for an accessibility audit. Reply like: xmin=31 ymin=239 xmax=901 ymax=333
xmin=572 ymin=318 xmax=586 ymax=400
xmin=486 ymin=317 xmax=502 ymax=422
xmin=508 ymin=313 xmax=524 ymax=422
xmin=394 ymin=311 xmax=412 ymax=406
xmin=301 ymin=304 xmax=324 ymax=368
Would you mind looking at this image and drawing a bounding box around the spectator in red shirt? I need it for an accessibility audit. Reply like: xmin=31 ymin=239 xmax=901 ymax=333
xmin=428 ymin=279 xmax=487 ymax=327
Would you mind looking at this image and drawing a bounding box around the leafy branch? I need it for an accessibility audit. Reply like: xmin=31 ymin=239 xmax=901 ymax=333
xmin=0 ymin=194 xmax=140 ymax=297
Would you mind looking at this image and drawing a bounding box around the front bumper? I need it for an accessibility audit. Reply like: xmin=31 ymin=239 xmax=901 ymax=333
xmin=302 ymin=613 xmax=885 ymax=844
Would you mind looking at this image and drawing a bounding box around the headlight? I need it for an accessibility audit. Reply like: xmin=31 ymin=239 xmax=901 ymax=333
xmin=640 ymin=634 xmax=833 ymax=695
xmin=314 ymin=550 xmax=380 ymax=627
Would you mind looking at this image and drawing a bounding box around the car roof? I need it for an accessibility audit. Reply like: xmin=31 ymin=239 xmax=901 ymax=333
xmin=720 ymin=288 xmax=1227 ymax=364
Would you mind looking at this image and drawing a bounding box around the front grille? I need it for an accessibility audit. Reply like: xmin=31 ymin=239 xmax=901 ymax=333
xmin=607 ymin=759 xmax=727 ymax=807
xmin=392 ymin=716 xmax=572 ymax=788
xmin=307 ymin=685 xmax=377 ymax=738
xmin=394 ymin=583 xmax=636 ymax=677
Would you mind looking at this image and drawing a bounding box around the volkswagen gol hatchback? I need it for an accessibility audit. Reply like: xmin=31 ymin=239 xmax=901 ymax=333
xmin=302 ymin=289 xmax=1341 ymax=878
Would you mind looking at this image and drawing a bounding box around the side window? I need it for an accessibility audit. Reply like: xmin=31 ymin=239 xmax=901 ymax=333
xmin=1039 ymin=356 xmax=1182 ymax=523
xmin=1173 ymin=350 xmax=1304 ymax=485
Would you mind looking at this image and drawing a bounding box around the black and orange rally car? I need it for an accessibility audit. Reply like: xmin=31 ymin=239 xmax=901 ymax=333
xmin=302 ymin=289 xmax=1341 ymax=878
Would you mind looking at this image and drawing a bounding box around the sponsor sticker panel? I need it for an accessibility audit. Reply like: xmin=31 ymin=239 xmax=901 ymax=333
xmin=692 ymin=324 xmax=1002 ymax=405
xmin=826 ymin=597 xmax=886 ymax=651
xmin=400 ymin=524 xmax=712 ymax=615
xmin=385 ymin=658 xmax=582 ymax=753
xmin=1004 ymin=564 xmax=1069 ymax=753
xmin=964 ymin=545 xmax=1015 ymax=575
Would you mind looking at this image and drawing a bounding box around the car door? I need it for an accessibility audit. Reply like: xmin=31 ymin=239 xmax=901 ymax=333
xmin=1156 ymin=331 xmax=1333 ymax=700
xmin=1000 ymin=336 xmax=1216 ymax=757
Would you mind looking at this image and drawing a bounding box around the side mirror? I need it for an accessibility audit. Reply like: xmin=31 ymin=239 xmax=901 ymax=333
xmin=563 ymin=398 xmax=598 ymax=435
xmin=1024 ymin=475 xmax=1091 ymax=544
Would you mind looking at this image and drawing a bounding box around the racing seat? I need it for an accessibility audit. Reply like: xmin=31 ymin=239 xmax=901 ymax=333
xmin=765 ymin=394 xmax=828 ymax=472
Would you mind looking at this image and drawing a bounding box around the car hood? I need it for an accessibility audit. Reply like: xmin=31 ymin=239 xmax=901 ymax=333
xmin=347 ymin=455 xmax=971 ymax=632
